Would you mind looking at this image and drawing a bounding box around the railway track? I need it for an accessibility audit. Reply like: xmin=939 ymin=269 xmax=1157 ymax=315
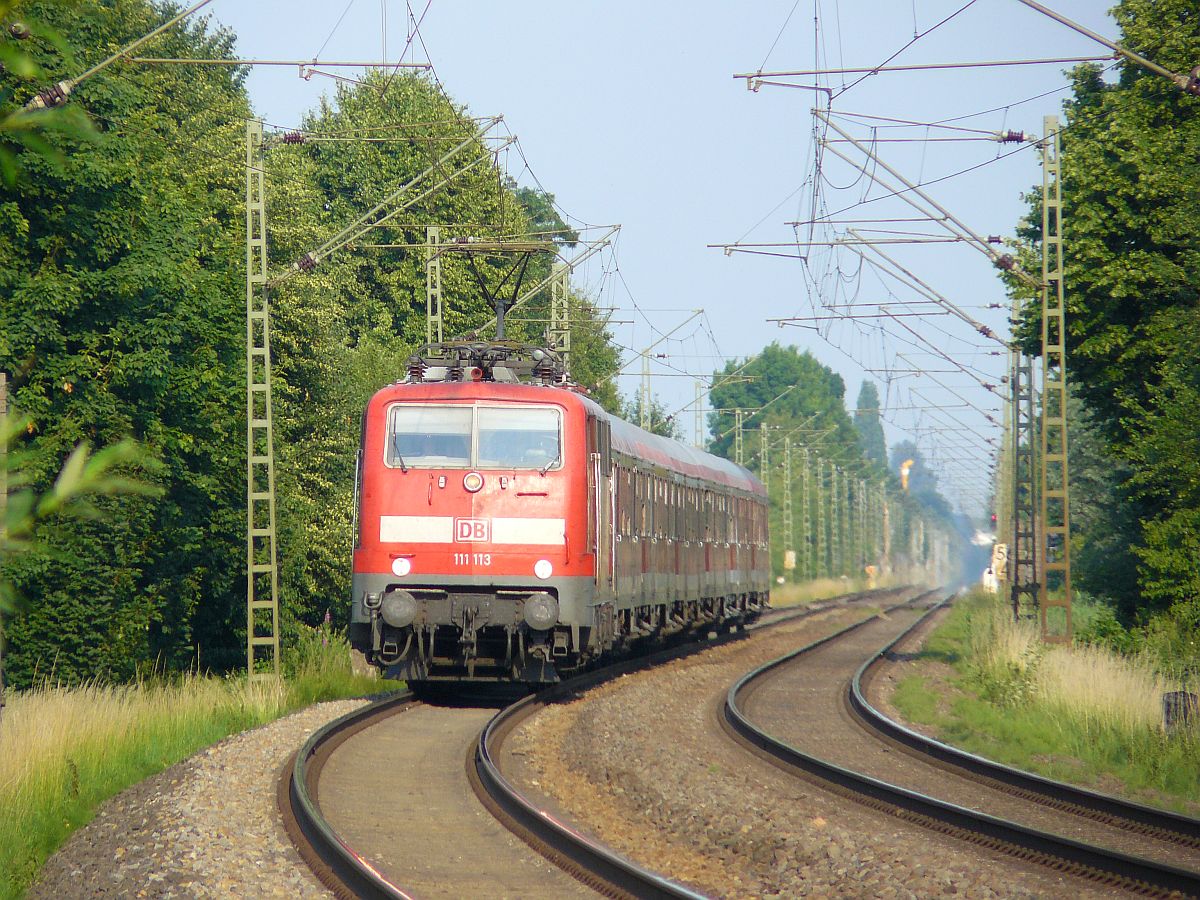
xmin=724 ymin=593 xmax=1200 ymax=898
xmin=278 ymin=587 xmax=903 ymax=898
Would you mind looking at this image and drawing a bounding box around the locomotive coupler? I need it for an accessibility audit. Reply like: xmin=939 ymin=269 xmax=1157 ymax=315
xmin=363 ymin=591 xmax=383 ymax=654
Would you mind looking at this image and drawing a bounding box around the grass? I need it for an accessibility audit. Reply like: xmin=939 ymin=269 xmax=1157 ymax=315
xmin=891 ymin=591 xmax=1200 ymax=813
xmin=771 ymin=575 xmax=896 ymax=608
xmin=0 ymin=623 xmax=398 ymax=900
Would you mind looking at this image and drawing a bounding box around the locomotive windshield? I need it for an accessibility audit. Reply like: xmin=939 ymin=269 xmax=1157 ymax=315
xmin=386 ymin=404 xmax=562 ymax=470
xmin=387 ymin=407 xmax=472 ymax=467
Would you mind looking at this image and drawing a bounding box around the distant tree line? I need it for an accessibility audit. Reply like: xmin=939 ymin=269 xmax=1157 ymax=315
xmin=707 ymin=343 xmax=964 ymax=581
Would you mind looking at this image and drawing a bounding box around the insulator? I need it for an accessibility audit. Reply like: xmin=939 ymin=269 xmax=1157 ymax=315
xmin=281 ymin=131 xmax=306 ymax=144
xmin=993 ymin=253 xmax=1016 ymax=271
xmin=296 ymin=252 xmax=318 ymax=272
xmin=994 ymin=130 xmax=1029 ymax=144
xmin=406 ymin=355 xmax=426 ymax=381
xmin=25 ymin=79 xmax=73 ymax=111
xmin=987 ymin=235 xmax=1002 ymax=244
xmin=1186 ymin=66 xmax=1200 ymax=97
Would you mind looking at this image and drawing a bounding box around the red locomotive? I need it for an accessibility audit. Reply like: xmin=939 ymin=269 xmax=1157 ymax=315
xmin=348 ymin=342 xmax=769 ymax=685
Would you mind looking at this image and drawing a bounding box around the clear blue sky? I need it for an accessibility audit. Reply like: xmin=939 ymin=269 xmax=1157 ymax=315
xmin=200 ymin=0 xmax=1119 ymax=515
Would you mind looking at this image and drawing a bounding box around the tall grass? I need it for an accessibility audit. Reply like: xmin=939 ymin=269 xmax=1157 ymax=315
xmin=895 ymin=592 xmax=1200 ymax=810
xmin=770 ymin=573 xmax=905 ymax=608
xmin=0 ymin=624 xmax=391 ymax=899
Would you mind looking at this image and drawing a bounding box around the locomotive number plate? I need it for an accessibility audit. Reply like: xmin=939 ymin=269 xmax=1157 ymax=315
xmin=453 ymin=553 xmax=492 ymax=566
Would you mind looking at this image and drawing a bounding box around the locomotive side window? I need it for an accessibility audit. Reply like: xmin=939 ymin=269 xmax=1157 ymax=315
xmin=387 ymin=406 xmax=472 ymax=467
xmin=478 ymin=406 xmax=561 ymax=469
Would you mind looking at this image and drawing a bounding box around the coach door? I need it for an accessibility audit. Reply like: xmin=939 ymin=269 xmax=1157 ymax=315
xmin=587 ymin=416 xmax=614 ymax=594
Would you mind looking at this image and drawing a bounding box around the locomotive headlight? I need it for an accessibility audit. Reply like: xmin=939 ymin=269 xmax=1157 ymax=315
xmin=523 ymin=592 xmax=558 ymax=631
xmin=381 ymin=589 xmax=417 ymax=628
xmin=391 ymin=557 xmax=412 ymax=577
xmin=463 ymin=471 xmax=484 ymax=493
xmin=534 ymin=558 xmax=553 ymax=579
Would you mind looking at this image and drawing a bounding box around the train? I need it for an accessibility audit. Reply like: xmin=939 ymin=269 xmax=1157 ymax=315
xmin=348 ymin=341 xmax=770 ymax=686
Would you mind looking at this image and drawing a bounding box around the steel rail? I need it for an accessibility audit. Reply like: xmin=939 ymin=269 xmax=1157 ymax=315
xmin=471 ymin=586 xmax=916 ymax=898
xmin=724 ymin=597 xmax=1200 ymax=898
xmin=850 ymin=611 xmax=1200 ymax=848
xmin=280 ymin=693 xmax=419 ymax=899
xmin=279 ymin=586 xmax=909 ymax=898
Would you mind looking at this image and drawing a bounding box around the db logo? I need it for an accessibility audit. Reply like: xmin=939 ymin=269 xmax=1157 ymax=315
xmin=455 ymin=518 xmax=490 ymax=542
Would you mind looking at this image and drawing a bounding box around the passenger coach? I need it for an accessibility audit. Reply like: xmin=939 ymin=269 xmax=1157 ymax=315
xmin=348 ymin=345 xmax=769 ymax=685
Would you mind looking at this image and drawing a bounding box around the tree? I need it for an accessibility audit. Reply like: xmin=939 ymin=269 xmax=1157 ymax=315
xmin=853 ymin=381 xmax=887 ymax=469
xmin=889 ymin=441 xmax=952 ymax=521
xmin=0 ymin=0 xmax=251 ymax=683
xmin=621 ymin=393 xmax=682 ymax=440
xmin=1006 ymin=0 xmax=1200 ymax=622
xmin=0 ymin=6 xmax=625 ymax=684
xmin=264 ymin=71 xmax=623 ymax=634
xmin=707 ymin=343 xmax=858 ymax=461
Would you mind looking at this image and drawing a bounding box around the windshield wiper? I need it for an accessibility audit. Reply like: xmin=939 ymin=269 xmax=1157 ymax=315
xmin=395 ymin=452 xmax=409 ymax=473
xmin=539 ymin=453 xmax=560 ymax=476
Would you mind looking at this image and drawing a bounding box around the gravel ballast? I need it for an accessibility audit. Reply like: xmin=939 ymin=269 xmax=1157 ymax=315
xmin=29 ymin=700 xmax=369 ymax=899
xmin=511 ymin=606 xmax=1115 ymax=898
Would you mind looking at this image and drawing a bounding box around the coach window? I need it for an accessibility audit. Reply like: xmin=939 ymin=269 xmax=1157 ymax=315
xmin=387 ymin=406 xmax=472 ymax=467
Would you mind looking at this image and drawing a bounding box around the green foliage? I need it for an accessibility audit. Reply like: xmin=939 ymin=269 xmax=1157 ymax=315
xmin=1 ymin=0 xmax=249 ymax=682
xmin=2 ymin=413 xmax=161 ymax=614
xmin=264 ymin=71 xmax=621 ymax=633
xmin=708 ymin=342 xmax=857 ymax=460
xmin=1006 ymin=1 xmax=1200 ymax=631
xmin=853 ymin=380 xmax=887 ymax=469
xmin=621 ymin=392 xmax=682 ymax=439
xmin=0 ymin=7 xmax=622 ymax=685
xmin=0 ymin=0 xmax=97 ymax=186
xmin=893 ymin=593 xmax=1200 ymax=811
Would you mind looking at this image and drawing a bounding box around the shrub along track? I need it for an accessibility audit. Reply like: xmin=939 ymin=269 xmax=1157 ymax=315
xmin=278 ymin=588 xmax=902 ymax=898
xmin=724 ymin=595 xmax=1200 ymax=898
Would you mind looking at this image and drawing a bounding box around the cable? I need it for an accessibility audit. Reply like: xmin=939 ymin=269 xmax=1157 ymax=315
xmin=312 ymin=0 xmax=358 ymax=61
xmin=832 ymin=0 xmax=980 ymax=98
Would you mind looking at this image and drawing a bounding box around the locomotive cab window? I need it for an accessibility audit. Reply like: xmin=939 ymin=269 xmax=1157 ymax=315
xmin=478 ymin=407 xmax=561 ymax=469
xmin=387 ymin=406 xmax=472 ymax=468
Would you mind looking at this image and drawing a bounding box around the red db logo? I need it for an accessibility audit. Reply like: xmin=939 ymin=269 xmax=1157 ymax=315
xmin=455 ymin=518 xmax=490 ymax=542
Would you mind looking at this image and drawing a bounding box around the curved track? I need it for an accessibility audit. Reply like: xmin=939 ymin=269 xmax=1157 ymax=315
xmin=723 ymin=595 xmax=1200 ymax=898
xmin=280 ymin=588 xmax=904 ymax=897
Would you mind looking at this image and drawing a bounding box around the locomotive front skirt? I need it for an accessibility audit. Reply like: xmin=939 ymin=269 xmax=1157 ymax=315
xmin=349 ymin=378 xmax=769 ymax=685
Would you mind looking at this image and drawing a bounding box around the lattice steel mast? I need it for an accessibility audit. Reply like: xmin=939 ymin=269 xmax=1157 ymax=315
xmin=245 ymin=119 xmax=279 ymax=678
xmin=1038 ymin=114 xmax=1072 ymax=641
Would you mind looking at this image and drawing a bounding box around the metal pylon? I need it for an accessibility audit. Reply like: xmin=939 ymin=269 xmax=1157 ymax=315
xmin=734 ymin=409 xmax=744 ymax=466
xmin=829 ymin=464 xmax=841 ymax=577
xmin=815 ymin=455 xmax=827 ymax=577
xmin=857 ymin=478 xmax=867 ymax=571
xmin=1039 ymin=115 xmax=1072 ymax=642
xmin=800 ymin=447 xmax=811 ymax=580
xmin=426 ymin=225 xmax=443 ymax=345
xmin=782 ymin=437 xmax=794 ymax=581
xmin=760 ymin=426 xmax=770 ymax=493
xmin=549 ymin=262 xmax=569 ymax=371
xmin=1010 ymin=305 xmax=1039 ymax=621
xmin=640 ymin=351 xmax=651 ymax=431
xmin=245 ymin=119 xmax=279 ymax=678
